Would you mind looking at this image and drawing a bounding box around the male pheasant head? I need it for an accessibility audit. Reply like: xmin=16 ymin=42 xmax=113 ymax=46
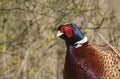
xmin=57 ymin=23 xmax=88 ymax=48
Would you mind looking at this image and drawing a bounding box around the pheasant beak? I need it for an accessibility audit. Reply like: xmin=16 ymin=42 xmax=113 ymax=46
xmin=57 ymin=31 xmax=64 ymax=37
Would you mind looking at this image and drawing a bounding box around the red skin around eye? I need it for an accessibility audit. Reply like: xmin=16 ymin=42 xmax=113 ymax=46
xmin=61 ymin=25 xmax=73 ymax=38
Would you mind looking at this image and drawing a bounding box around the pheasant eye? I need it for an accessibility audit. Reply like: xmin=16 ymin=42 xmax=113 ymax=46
xmin=60 ymin=25 xmax=73 ymax=38
xmin=61 ymin=25 xmax=71 ymax=32
xmin=65 ymin=27 xmax=70 ymax=31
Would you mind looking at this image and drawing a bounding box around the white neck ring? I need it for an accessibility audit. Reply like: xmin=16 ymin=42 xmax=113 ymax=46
xmin=74 ymin=36 xmax=88 ymax=48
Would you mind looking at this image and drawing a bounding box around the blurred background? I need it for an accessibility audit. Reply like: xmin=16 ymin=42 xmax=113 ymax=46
xmin=0 ymin=0 xmax=120 ymax=79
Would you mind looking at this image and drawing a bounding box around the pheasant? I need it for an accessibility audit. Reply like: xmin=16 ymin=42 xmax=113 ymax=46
xmin=57 ymin=23 xmax=120 ymax=79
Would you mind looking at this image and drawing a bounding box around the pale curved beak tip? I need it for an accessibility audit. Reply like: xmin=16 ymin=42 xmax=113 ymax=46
xmin=57 ymin=31 xmax=64 ymax=37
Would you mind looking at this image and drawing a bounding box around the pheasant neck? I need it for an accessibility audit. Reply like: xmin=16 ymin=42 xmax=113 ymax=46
xmin=69 ymin=36 xmax=88 ymax=48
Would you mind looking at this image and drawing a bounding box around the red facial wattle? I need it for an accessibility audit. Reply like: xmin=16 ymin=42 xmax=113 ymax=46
xmin=61 ymin=25 xmax=73 ymax=38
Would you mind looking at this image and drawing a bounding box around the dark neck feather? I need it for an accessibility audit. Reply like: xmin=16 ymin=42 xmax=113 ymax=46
xmin=66 ymin=36 xmax=88 ymax=48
